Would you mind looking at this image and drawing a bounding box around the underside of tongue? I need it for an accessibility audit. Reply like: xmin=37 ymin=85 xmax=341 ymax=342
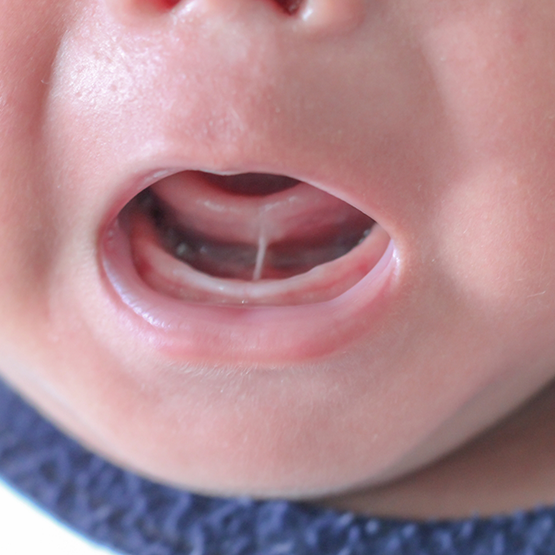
xmin=138 ymin=171 xmax=374 ymax=281
xmin=202 ymin=173 xmax=299 ymax=196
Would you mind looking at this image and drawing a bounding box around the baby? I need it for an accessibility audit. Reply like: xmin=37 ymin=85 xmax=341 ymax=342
xmin=2 ymin=0 xmax=555 ymax=550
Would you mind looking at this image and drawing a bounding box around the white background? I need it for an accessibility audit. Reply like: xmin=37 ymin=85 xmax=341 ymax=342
xmin=0 ymin=478 xmax=117 ymax=555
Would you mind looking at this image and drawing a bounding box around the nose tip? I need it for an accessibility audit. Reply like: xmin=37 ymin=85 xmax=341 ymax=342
xmin=299 ymin=0 xmax=365 ymax=34
xmin=203 ymin=0 xmax=366 ymax=33
xmin=108 ymin=0 xmax=365 ymax=35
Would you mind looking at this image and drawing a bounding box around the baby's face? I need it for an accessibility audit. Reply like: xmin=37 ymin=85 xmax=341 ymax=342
xmin=1 ymin=0 xmax=555 ymax=499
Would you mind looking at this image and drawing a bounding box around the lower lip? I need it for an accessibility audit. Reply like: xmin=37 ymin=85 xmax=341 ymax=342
xmin=100 ymin=195 xmax=398 ymax=365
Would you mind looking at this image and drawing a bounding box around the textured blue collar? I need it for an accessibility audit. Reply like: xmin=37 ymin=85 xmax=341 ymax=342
xmin=0 ymin=379 xmax=553 ymax=554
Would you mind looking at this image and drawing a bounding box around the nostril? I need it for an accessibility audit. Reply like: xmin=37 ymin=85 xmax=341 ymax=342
xmin=274 ymin=0 xmax=302 ymax=15
xmin=161 ymin=0 xmax=180 ymax=9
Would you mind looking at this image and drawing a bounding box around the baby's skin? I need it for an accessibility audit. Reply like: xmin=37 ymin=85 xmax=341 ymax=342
xmin=2 ymin=0 xmax=555 ymax=519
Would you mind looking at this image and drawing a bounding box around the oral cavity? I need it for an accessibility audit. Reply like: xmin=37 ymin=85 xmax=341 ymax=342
xmin=123 ymin=171 xmax=386 ymax=306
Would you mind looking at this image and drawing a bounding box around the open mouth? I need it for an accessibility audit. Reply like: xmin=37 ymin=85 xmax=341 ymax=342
xmin=100 ymin=169 xmax=396 ymax=359
xmin=116 ymin=171 xmax=389 ymax=306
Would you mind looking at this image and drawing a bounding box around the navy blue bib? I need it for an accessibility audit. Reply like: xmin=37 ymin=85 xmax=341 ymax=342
xmin=0 ymin=379 xmax=553 ymax=554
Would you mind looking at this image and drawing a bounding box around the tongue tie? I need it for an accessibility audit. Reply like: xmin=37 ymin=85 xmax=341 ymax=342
xmin=253 ymin=229 xmax=268 ymax=282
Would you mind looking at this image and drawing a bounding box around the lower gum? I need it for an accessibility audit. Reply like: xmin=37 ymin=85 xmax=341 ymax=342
xmin=125 ymin=205 xmax=389 ymax=307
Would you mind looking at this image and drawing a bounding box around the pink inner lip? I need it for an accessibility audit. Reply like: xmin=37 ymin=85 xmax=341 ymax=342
xmin=100 ymin=170 xmax=397 ymax=361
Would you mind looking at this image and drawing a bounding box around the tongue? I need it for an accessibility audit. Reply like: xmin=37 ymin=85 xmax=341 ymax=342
xmin=150 ymin=171 xmax=371 ymax=247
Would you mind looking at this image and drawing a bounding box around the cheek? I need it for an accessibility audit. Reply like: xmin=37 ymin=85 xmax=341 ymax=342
xmin=436 ymin=163 xmax=555 ymax=342
xmin=416 ymin=1 xmax=555 ymax=336
xmin=0 ymin=2 xmax=71 ymax=317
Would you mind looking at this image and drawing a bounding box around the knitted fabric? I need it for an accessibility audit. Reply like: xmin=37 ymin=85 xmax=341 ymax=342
xmin=0 ymin=379 xmax=554 ymax=555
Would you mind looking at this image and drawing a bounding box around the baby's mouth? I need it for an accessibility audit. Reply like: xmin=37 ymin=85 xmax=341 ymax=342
xmin=118 ymin=171 xmax=389 ymax=306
